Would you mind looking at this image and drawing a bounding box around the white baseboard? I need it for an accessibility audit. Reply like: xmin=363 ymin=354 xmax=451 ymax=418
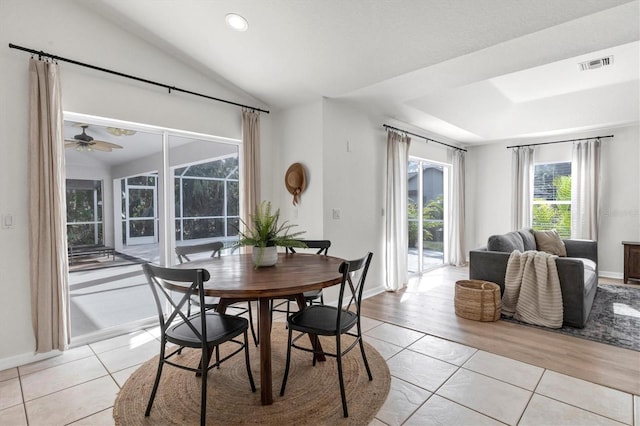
xmin=316 ymin=284 xmax=386 ymax=309
xmin=363 ymin=284 xmax=387 ymax=300
xmin=0 ymin=318 xmax=159 ymax=372
xmin=1 ymin=288 xmax=392 ymax=372
xmin=599 ymin=270 xmax=623 ymax=280
xmin=0 ymin=350 xmax=62 ymax=372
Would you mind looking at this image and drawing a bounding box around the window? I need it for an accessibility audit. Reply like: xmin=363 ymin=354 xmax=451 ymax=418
xmin=532 ymin=162 xmax=571 ymax=238
xmin=66 ymin=179 xmax=103 ymax=247
xmin=174 ymin=156 xmax=240 ymax=242
xmin=121 ymin=174 xmax=158 ymax=246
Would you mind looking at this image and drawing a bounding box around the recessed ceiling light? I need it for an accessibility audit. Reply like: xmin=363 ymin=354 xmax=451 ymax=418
xmin=225 ymin=13 xmax=248 ymax=32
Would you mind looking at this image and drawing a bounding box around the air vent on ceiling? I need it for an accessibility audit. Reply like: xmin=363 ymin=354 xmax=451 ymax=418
xmin=578 ymin=55 xmax=613 ymax=71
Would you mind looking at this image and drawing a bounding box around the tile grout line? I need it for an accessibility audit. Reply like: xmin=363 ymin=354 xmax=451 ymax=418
xmin=376 ymin=319 xmax=636 ymax=426
xmin=532 ymin=369 xmax=636 ymax=425
xmin=17 ymin=370 xmax=29 ymax=426
xmin=14 ymin=345 xmax=131 ymax=425
xmin=371 ymin=325 xmax=511 ymax=425
xmin=513 ymin=367 xmax=545 ymax=426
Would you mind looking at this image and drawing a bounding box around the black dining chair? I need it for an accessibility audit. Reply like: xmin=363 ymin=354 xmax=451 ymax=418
xmin=279 ymin=252 xmax=373 ymax=418
xmin=176 ymin=241 xmax=258 ymax=346
xmin=271 ymin=240 xmax=331 ymax=320
xmin=142 ymin=263 xmax=255 ymax=426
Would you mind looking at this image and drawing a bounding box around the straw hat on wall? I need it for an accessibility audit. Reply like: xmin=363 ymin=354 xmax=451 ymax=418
xmin=285 ymin=163 xmax=306 ymax=205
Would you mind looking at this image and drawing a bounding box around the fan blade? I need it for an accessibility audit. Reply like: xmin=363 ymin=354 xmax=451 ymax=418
xmin=90 ymin=144 xmax=113 ymax=152
xmin=93 ymin=140 xmax=123 ymax=149
xmin=65 ymin=142 xmax=77 ymax=148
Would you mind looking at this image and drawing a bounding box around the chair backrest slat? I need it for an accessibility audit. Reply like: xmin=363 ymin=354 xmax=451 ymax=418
xmin=335 ymin=252 xmax=373 ymax=328
xmin=175 ymin=241 xmax=224 ymax=263
xmin=142 ymin=263 xmax=211 ymax=344
xmin=285 ymin=239 xmax=331 ymax=255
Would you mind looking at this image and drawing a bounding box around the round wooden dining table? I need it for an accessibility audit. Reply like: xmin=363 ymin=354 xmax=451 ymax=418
xmin=176 ymin=252 xmax=345 ymax=405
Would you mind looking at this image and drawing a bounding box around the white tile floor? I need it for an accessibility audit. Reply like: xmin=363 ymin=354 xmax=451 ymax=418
xmin=1 ymin=316 xmax=638 ymax=425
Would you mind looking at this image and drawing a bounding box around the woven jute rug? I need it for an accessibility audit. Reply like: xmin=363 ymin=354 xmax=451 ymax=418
xmin=113 ymin=325 xmax=390 ymax=425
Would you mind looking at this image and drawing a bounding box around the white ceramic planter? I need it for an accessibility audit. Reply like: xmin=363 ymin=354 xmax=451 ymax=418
xmin=253 ymin=245 xmax=278 ymax=267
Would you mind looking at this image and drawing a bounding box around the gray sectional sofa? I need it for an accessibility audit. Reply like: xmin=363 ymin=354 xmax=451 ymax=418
xmin=469 ymin=228 xmax=598 ymax=328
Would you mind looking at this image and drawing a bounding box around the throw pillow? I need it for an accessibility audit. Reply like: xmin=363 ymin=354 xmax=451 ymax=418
xmin=487 ymin=231 xmax=525 ymax=253
xmin=534 ymin=229 xmax=567 ymax=257
xmin=518 ymin=228 xmax=537 ymax=251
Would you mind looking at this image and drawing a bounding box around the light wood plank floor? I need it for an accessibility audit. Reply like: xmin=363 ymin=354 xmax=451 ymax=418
xmin=361 ymin=266 xmax=640 ymax=396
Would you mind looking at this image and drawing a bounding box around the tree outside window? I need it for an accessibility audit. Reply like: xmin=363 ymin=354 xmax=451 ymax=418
xmin=174 ymin=156 xmax=240 ymax=241
xmin=66 ymin=179 xmax=103 ymax=246
xmin=532 ymin=162 xmax=571 ymax=238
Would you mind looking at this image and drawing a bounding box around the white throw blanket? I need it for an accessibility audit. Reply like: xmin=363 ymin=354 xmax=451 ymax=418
xmin=502 ymin=250 xmax=563 ymax=328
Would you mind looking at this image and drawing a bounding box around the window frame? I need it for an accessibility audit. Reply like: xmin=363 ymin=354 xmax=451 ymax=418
xmin=66 ymin=179 xmax=104 ymax=247
xmin=531 ymin=161 xmax=572 ymax=238
xmin=173 ymin=154 xmax=240 ymax=243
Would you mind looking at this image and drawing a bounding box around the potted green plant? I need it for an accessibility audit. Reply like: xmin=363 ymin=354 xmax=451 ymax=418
xmin=235 ymin=201 xmax=307 ymax=267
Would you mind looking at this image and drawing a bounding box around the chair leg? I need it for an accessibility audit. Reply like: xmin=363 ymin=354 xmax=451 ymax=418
xmin=336 ymin=337 xmax=348 ymax=418
xmin=312 ymin=335 xmax=320 ymax=366
xmin=279 ymin=327 xmax=294 ymax=396
xmin=200 ymin=346 xmax=208 ymax=426
xmin=247 ymin=301 xmax=258 ymax=346
xmin=145 ymin=343 xmax=165 ymax=417
xmin=269 ymin=300 xmax=274 ymax=332
xmin=359 ymin=338 xmax=373 ymax=381
xmin=243 ymin=329 xmax=256 ymax=392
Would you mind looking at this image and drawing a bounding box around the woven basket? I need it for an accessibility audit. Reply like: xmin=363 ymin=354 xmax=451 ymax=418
xmin=454 ymin=280 xmax=501 ymax=322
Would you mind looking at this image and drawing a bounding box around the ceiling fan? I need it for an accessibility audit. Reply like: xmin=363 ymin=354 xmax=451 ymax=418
xmin=65 ymin=124 xmax=124 ymax=152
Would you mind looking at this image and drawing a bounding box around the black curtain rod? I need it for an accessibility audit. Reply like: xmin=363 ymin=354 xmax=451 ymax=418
xmin=506 ymin=135 xmax=613 ymax=149
xmin=8 ymin=43 xmax=270 ymax=114
xmin=383 ymin=124 xmax=467 ymax=152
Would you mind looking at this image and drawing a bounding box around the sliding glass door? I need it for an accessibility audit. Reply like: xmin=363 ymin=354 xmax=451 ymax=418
xmin=64 ymin=113 xmax=240 ymax=343
xmin=408 ymin=158 xmax=446 ymax=274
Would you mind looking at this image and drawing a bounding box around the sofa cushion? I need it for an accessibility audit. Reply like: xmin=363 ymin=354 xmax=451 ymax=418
xmin=534 ymin=229 xmax=567 ymax=257
xmin=487 ymin=231 xmax=524 ymax=253
xmin=564 ymin=257 xmax=597 ymax=273
xmin=518 ymin=228 xmax=537 ymax=251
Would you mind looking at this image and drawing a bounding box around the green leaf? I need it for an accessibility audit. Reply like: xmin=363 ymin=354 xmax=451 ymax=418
xmin=233 ymin=200 xmax=307 ymax=250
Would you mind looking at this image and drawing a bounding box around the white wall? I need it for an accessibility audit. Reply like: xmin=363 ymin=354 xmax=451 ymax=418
xmin=270 ymin=99 xmax=387 ymax=302
xmin=0 ymin=0 xmax=270 ymax=366
xmin=322 ymin=99 xmax=385 ymax=276
xmin=271 ymin=101 xmax=324 ymax=238
xmin=598 ymin=125 xmax=640 ymax=275
xmin=467 ymin=124 xmax=640 ymax=276
xmin=408 ymin=133 xmax=452 ymax=165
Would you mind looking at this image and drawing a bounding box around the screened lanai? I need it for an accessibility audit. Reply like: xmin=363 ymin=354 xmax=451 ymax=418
xmin=64 ymin=114 xmax=241 ymax=342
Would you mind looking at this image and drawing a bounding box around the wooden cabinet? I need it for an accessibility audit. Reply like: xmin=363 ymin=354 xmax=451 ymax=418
xmin=622 ymin=241 xmax=640 ymax=284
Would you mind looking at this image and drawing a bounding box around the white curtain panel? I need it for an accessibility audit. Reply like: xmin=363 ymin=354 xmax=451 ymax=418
xmin=447 ymin=149 xmax=467 ymax=266
xmin=511 ymin=146 xmax=535 ymax=230
xmin=384 ymin=130 xmax=410 ymax=291
xmin=28 ymin=59 xmax=70 ymax=352
xmin=241 ymin=109 xmax=261 ymax=226
xmin=571 ymin=139 xmax=601 ymax=239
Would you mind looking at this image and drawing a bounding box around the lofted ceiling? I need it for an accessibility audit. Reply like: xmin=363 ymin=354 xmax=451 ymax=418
xmin=82 ymin=0 xmax=639 ymax=145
